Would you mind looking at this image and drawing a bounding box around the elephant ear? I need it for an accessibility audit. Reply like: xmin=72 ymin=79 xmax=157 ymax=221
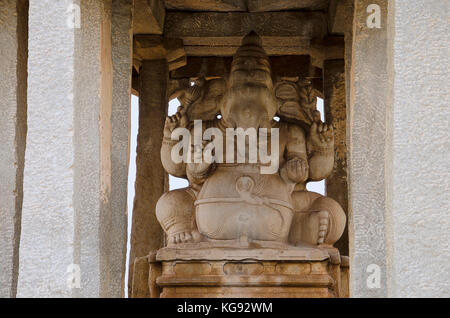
xmin=173 ymin=78 xmax=226 ymax=122
xmin=274 ymin=79 xmax=320 ymax=129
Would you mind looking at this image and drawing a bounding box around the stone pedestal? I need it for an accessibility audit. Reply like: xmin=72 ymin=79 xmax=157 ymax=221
xmin=144 ymin=243 xmax=348 ymax=298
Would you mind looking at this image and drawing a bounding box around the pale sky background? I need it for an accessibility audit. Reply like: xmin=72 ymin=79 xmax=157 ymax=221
xmin=124 ymin=95 xmax=325 ymax=296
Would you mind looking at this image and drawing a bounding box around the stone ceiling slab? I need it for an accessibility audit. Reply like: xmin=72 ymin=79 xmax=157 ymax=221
xmin=165 ymin=0 xmax=247 ymax=11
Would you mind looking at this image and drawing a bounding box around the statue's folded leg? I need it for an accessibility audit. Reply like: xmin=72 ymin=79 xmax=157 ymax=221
xmin=156 ymin=187 xmax=201 ymax=245
xmin=289 ymin=191 xmax=346 ymax=246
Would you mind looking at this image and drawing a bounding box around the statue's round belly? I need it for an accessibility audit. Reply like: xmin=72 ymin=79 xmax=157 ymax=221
xmin=195 ymin=165 xmax=293 ymax=242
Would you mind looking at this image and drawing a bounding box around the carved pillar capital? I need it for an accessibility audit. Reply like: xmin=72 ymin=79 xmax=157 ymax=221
xmin=133 ymin=35 xmax=186 ymax=72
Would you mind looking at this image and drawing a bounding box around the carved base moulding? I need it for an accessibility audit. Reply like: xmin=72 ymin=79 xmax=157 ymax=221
xmin=144 ymin=242 xmax=349 ymax=298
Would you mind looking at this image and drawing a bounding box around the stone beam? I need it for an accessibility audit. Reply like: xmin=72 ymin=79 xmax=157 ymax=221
xmin=170 ymin=56 xmax=321 ymax=79
xmin=310 ymin=36 xmax=345 ymax=68
xmin=328 ymin=0 xmax=354 ymax=35
xmin=271 ymin=56 xmax=322 ymax=79
xmin=0 ymin=0 xmax=28 ymax=298
xmin=134 ymin=35 xmax=186 ymax=71
xmin=133 ymin=0 xmax=165 ymax=34
xmin=247 ymin=0 xmax=329 ymax=12
xmin=170 ymin=57 xmax=232 ymax=79
xmin=165 ymin=0 xmax=246 ymax=11
xmin=183 ymin=45 xmax=312 ymax=57
xmin=164 ymin=11 xmax=327 ymax=56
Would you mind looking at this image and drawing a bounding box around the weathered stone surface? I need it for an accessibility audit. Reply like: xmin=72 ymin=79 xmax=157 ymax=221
xmin=388 ymin=0 xmax=449 ymax=297
xmin=130 ymin=256 xmax=150 ymax=298
xmin=323 ymin=59 xmax=348 ymax=256
xmin=165 ymin=0 xmax=246 ymax=11
xmin=73 ymin=0 xmax=130 ymax=298
xmin=18 ymin=0 xmax=130 ymax=298
xmin=348 ymin=0 xmax=389 ymax=297
xmin=0 ymin=0 xmax=28 ymax=299
xmin=248 ymin=0 xmax=328 ymax=12
xmin=133 ymin=0 xmax=165 ymax=34
xmin=18 ymin=0 xmax=78 ymax=298
xmin=164 ymin=11 xmax=327 ymax=56
xmin=164 ymin=11 xmax=326 ymax=39
xmin=128 ymin=59 xmax=168 ymax=296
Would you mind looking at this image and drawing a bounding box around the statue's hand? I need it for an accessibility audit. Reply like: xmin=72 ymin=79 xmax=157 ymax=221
xmin=286 ymin=157 xmax=309 ymax=183
xmin=163 ymin=106 xmax=189 ymax=139
xmin=307 ymin=121 xmax=334 ymax=154
xmin=186 ymin=141 xmax=214 ymax=179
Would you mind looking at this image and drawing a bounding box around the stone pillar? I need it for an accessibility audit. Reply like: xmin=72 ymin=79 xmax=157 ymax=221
xmin=18 ymin=0 xmax=78 ymax=297
xmin=18 ymin=0 xmax=132 ymax=297
xmin=0 ymin=0 xmax=28 ymax=298
xmin=323 ymin=59 xmax=348 ymax=256
xmin=348 ymin=0 xmax=389 ymax=297
xmin=108 ymin=0 xmax=133 ymax=297
xmin=128 ymin=59 xmax=168 ymax=295
xmin=388 ymin=0 xmax=448 ymax=297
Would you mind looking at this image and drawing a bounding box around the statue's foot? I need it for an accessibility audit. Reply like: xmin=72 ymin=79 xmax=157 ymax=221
xmin=317 ymin=211 xmax=329 ymax=245
xmin=168 ymin=230 xmax=202 ymax=245
xmin=290 ymin=194 xmax=346 ymax=246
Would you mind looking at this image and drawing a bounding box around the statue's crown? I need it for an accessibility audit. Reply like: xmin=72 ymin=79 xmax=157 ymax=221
xmin=234 ymin=31 xmax=268 ymax=60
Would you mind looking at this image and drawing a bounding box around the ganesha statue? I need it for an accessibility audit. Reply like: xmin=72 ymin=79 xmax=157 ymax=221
xmin=155 ymin=32 xmax=346 ymax=248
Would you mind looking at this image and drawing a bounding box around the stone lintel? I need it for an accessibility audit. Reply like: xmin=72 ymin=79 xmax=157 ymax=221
xmin=183 ymin=44 xmax=312 ymax=57
xmin=248 ymin=0 xmax=329 ymax=12
xmin=170 ymin=56 xmax=322 ymax=80
xmin=133 ymin=0 xmax=165 ymax=35
xmin=310 ymin=36 xmax=345 ymax=68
